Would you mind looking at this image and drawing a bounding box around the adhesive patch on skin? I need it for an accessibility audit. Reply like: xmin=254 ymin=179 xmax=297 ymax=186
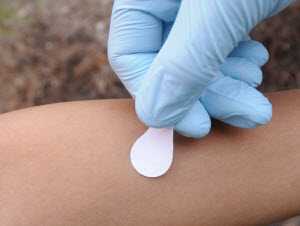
xmin=130 ymin=128 xmax=174 ymax=178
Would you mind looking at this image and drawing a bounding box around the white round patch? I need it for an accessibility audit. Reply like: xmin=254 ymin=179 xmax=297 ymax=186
xmin=130 ymin=128 xmax=174 ymax=178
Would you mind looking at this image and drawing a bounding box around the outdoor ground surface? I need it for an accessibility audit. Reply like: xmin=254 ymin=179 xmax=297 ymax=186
xmin=0 ymin=0 xmax=299 ymax=225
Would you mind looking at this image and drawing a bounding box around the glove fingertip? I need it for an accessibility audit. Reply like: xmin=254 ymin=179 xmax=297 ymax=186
xmin=175 ymin=102 xmax=211 ymax=139
xmin=135 ymin=93 xmax=180 ymax=128
xmin=202 ymin=77 xmax=273 ymax=129
xmin=135 ymin=99 xmax=162 ymax=128
xmin=221 ymin=57 xmax=263 ymax=88
xmin=223 ymin=101 xmax=272 ymax=128
xmin=176 ymin=121 xmax=211 ymax=139
xmin=230 ymin=41 xmax=270 ymax=67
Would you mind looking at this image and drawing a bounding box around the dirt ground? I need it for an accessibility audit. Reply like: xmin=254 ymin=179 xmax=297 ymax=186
xmin=0 ymin=1 xmax=299 ymax=225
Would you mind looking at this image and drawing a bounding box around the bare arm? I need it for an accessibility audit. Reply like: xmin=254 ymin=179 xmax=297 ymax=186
xmin=1 ymin=90 xmax=300 ymax=226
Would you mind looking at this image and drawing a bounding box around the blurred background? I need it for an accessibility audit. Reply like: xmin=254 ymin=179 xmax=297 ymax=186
xmin=0 ymin=0 xmax=299 ymax=225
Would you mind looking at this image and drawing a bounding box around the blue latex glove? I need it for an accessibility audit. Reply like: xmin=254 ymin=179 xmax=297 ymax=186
xmin=108 ymin=0 xmax=294 ymax=138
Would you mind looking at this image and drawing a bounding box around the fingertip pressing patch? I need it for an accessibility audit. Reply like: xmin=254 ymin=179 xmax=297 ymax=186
xmin=130 ymin=128 xmax=174 ymax=178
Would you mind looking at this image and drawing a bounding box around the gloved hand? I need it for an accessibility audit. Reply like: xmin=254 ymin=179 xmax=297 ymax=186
xmin=108 ymin=0 xmax=294 ymax=138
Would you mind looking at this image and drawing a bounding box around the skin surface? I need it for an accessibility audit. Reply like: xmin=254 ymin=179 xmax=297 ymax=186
xmin=1 ymin=90 xmax=300 ymax=226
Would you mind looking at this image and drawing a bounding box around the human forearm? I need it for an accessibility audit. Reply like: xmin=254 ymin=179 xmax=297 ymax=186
xmin=1 ymin=90 xmax=300 ymax=226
